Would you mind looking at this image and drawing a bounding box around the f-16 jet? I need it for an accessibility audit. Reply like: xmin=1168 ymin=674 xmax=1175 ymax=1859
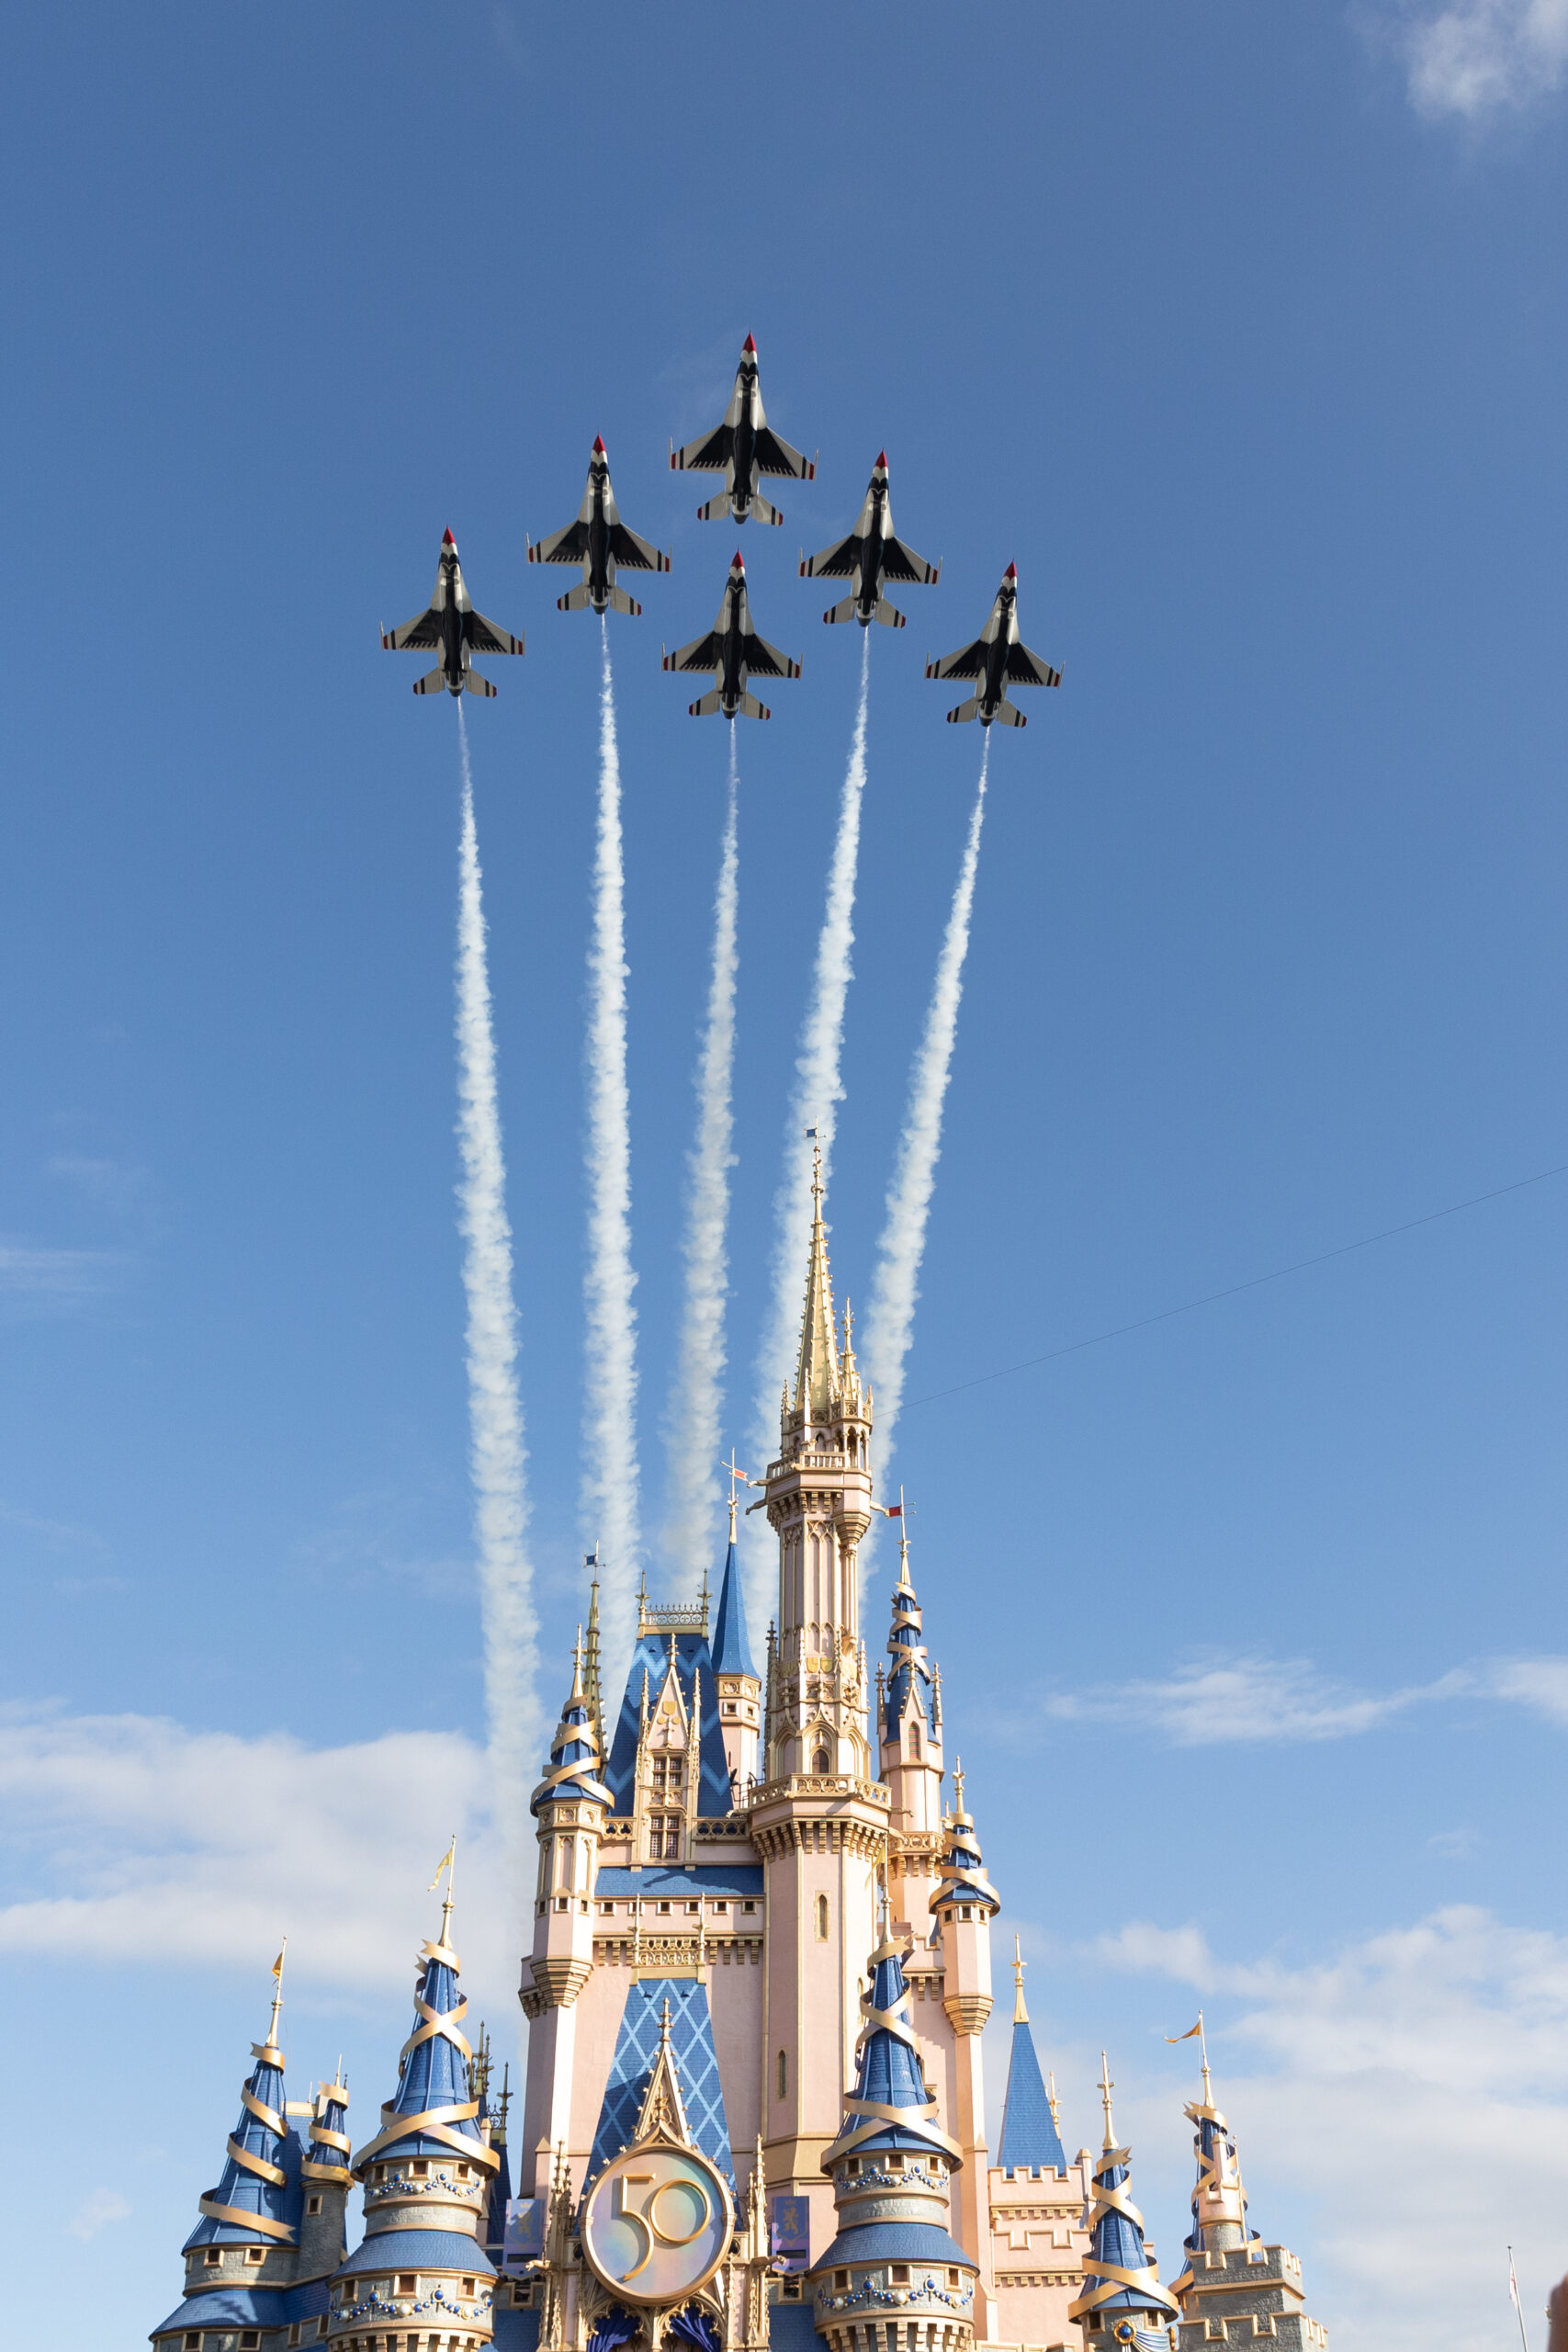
xmin=381 ymin=530 xmax=524 ymax=697
xmin=661 ymin=552 xmax=802 ymax=720
xmin=527 ymin=437 xmax=671 ymax=616
xmin=800 ymin=452 xmax=939 ymax=628
xmin=670 ymin=335 xmax=816 ymax=526
xmin=925 ymin=564 xmax=1061 ymax=726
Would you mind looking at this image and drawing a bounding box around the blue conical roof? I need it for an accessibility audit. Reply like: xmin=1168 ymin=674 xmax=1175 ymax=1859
xmin=825 ymin=1939 xmax=958 ymax=2169
xmin=931 ymin=1801 xmax=999 ymax=1916
xmin=883 ymin=1559 xmax=933 ymax=1738
xmin=1171 ymin=2084 xmax=1257 ymax=2295
xmin=1069 ymin=2073 xmax=1179 ymax=2338
xmin=184 ymin=2015 xmax=300 ymax=2252
xmin=711 ymin=1540 xmax=755 ymax=1677
xmin=997 ymin=2018 xmax=1066 ymax=2175
xmin=532 ymin=1640 xmax=613 ymax=1814
xmin=351 ymin=1915 xmax=499 ymax=2190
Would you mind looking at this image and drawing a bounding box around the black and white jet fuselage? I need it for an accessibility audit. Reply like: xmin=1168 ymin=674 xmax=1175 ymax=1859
xmin=670 ymin=335 xmax=816 ymax=527
xmin=661 ymin=551 xmax=802 ymax=721
xmin=528 ymin=438 xmax=671 ymax=616
xmin=925 ymin=563 xmax=1061 ymax=727
xmin=800 ymin=452 xmax=940 ymax=628
xmin=381 ymin=530 xmax=525 ymax=697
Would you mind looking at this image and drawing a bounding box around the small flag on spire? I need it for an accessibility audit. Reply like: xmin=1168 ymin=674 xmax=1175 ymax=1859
xmin=1166 ymin=2019 xmax=1201 ymax=2042
xmin=271 ymin=1949 xmax=285 ymax=1982
xmin=879 ymin=1502 xmax=903 ymax=1518
xmin=1509 ymin=2245 xmax=1530 ymax=2352
xmin=429 ymin=1837 xmax=457 ymax=1893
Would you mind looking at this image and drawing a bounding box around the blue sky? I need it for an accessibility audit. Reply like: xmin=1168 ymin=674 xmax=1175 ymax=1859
xmin=4 ymin=6 xmax=1568 ymax=2346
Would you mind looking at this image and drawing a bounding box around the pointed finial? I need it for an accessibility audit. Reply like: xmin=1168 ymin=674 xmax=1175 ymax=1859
xmin=1046 ymin=2070 xmax=1062 ymax=2131
xmin=807 ymin=1127 xmax=823 ymax=1210
xmin=953 ymin=1756 xmax=966 ymax=1814
xmin=263 ymin=1937 xmax=287 ymax=2052
xmin=895 ymin=1486 xmax=912 ymax=1586
xmin=1012 ymin=1933 xmax=1029 ymax=2024
xmin=1099 ymin=2051 xmax=1116 ymax=2149
xmin=658 ymin=1996 xmax=674 ymax=2048
xmin=429 ymin=1832 xmax=458 ymax=1945
xmin=570 ymin=1625 xmax=585 ymax=1701
xmin=722 ymin=1449 xmax=751 ymax=1543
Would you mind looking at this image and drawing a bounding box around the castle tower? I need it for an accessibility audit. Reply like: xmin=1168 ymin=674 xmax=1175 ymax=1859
xmin=521 ymin=1634 xmax=613 ymax=2194
xmin=987 ymin=1942 xmax=1094 ymax=2349
xmin=330 ymin=1871 xmax=499 ymax=2352
xmin=808 ymin=1919 xmax=976 ymax=2352
xmin=713 ymin=1475 xmax=761 ymax=1801
xmin=879 ymin=1518 xmax=946 ymax=1930
xmin=1068 ymin=2056 xmax=1180 ymax=2348
xmin=753 ymin=1153 xmax=886 ymax=2244
xmin=152 ymin=1956 xmax=352 ymax=2352
xmin=1170 ymin=2048 xmax=1327 ymax=2352
xmin=930 ymin=1770 xmax=1000 ymax=2329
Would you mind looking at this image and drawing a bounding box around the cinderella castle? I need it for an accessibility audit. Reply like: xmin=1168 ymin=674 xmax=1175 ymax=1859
xmin=151 ymin=1172 xmax=1328 ymax=2352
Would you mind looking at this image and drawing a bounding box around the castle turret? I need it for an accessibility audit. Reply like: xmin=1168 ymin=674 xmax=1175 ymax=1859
xmin=299 ymin=2065 xmax=353 ymax=2279
xmin=712 ymin=1473 xmax=761 ymax=1800
xmin=331 ymin=1868 xmax=498 ymax=2351
xmin=987 ymin=1942 xmax=1093 ymax=2347
xmin=997 ymin=1940 xmax=1066 ymax=2176
xmin=753 ymin=1157 xmax=886 ymax=2242
xmin=1068 ymin=2056 xmax=1180 ymax=2348
xmin=1171 ymin=2040 xmax=1327 ymax=2352
xmin=930 ymin=1770 xmax=999 ymax=2321
xmin=809 ymin=1921 xmax=976 ymax=2352
xmin=879 ymin=1519 xmax=946 ymax=1928
xmin=520 ymin=1635 xmax=612 ymax=2192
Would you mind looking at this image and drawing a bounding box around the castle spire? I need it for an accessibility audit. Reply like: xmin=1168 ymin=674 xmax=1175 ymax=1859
xmin=349 ymin=1872 xmax=500 ymax=2199
xmin=793 ymin=1136 xmax=840 ymax=1419
xmin=1068 ymin=2053 xmax=1180 ymax=2344
xmin=184 ymin=1952 xmax=298 ymax=2250
xmin=1169 ymin=2038 xmax=1256 ymax=2295
xmin=583 ymin=1557 xmax=605 ymax=1755
xmin=996 ymin=1938 xmax=1067 ymax=2177
xmin=531 ymin=1633 xmax=614 ymax=1813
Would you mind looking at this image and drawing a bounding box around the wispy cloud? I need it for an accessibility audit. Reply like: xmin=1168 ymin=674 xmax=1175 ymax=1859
xmin=0 ymin=1237 xmax=131 ymax=1306
xmin=1394 ymin=0 xmax=1568 ymax=117
xmin=1039 ymin=1650 xmax=1568 ymax=1746
xmin=0 ymin=1499 xmax=110 ymax=1558
xmin=0 ymin=1705 xmax=501 ymax=1998
xmin=66 ymin=2188 xmax=131 ymax=2241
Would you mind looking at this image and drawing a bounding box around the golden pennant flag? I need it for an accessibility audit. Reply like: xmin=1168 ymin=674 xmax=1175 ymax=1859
xmin=271 ymin=1949 xmax=286 ymax=1983
xmin=429 ymin=1836 xmax=457 ymax=1894
xmin=1165 ymin=2018 xmax=1202 ymax=2043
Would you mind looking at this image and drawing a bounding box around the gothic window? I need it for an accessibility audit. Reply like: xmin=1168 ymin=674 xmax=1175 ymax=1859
xmin=816 ymin=1893 xmax=830 ymax=1940
xmin=777 ymin=2048 xmax=788 ymax=2099
xmin=908 ymin=1722 xmax=921 ymax=1758
xmin=813 ymin=1747 xmax=829 ymax=1775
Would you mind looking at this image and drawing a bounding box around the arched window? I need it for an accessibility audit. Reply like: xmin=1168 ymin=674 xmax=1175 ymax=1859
xmin=908 ymin=1721 xmax=921 ymax=1758
xmin=816 ymin=1892 xmax=829 ymax=1941
xmin=777 ymin=2049 xmax=788 ymax=2100
xmin=813 ymin=1747 xmax=830 ymax=1776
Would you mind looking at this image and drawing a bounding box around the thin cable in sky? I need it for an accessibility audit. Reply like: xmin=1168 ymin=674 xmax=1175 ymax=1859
xmin=901 ymin=1158 xmax=1568 ymax=1412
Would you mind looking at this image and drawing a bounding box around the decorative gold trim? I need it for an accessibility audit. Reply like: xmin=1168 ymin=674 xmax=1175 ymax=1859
xmin=354 ymin=2098 xmax=500 ymax=2176
xmin=197 ymin=2198 xmax=295 ymax=2242
xmin=226 ymin=2136 xmax=288 ymax=2188
xmin=241 ymin=2087 xmax=287 ymax=2137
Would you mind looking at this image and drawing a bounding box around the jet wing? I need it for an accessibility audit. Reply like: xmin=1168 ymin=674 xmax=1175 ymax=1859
xmin=881 ymin=535 xmax=940 ymax=587
xmin=1006 ymin=639 xmax=1062 ymax=689
xmin=467 ymin=611 xmax=525 ymax=658
xmin=529 ymin=520 xmax=592 ymax=567
xmin=384 ymin=605 xmax=443 ymax=651
xmin=608 ymin=522 xmax=671 ymax=574
xmin=743 ymin=632 xmax=802 ymax=680
xmin=671 ymin=424 xmax=734 ymax=473
xmin=800 ymin=533 xmax=862 ymax=581
xmin=925 ymin=637 xmax=987 ymax=682
xmin=754 ymin=426 xmax=815 ymax=481
xmin=663 ymin=631 xmax=724 ymax=673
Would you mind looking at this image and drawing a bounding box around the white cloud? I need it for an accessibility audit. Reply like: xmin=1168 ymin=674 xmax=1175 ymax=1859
xmin=1041 ymin=1650 xmax=1568 ymax=1746
xmin=66 ymin=2188 xmax=131 ymax=2241
xmin=0 ymin=1238 xmax=131 ymax=1304
xmin=1088 ymin=1903 xmax=1568 ymax=2352
xmin=0 ymin=1705 xmax=508 ymax=1999
xmin=1399 ymin=0 xmax=1568 ymax=117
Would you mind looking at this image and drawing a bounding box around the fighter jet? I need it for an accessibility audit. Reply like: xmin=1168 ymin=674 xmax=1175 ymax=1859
xmin=925 ymin=564 xmax=1061 ymax=726
xmin=670 ymin=335 xmax=816 ymax=526
xmin=800 ymin=452 xmax=939 ymax=628
xmin=661 ymin=552 xmax=802 ymax=720
xmin=527 ymin=437 xmax=671 ymax=616
xmin=381 ymin=531 xmax=524 ymax=697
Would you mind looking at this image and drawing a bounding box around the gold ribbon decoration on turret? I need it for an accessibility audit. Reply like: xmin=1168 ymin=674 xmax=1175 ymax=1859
xmin=197 ymin=2197 xmax=296 ymax=2242
xmin=354 ymin=2097 xmax=501 ymax=2177
xmin=1066 ymin=2159 xmax=1179 ymax=2324
xmin=241 ymin=2086 xmax=287 ymax=2138
xmin=225 ymin=2135 xmax=288 ymax=2188
xmin=826 ymin=2098 xmax=963 ymax=2165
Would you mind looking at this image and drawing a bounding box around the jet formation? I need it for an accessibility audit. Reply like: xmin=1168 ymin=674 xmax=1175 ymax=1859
xmin=382 ymin=335 xmax=1061 ymax=728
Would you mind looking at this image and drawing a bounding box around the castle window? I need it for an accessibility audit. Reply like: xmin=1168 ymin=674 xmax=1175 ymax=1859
xmin=813 ymin=1748 xmax=830 ymax=1775
xmin=815 ymin=1893 xmax=829 ymax=1940
xmin=908 ymin=1723 xmax=920 ymax=1758
xmin=241 ymin=2334 xmax=261 ymax=2349
xmin=888 ymin=2155 xmax=904 ymax=2173
xmin=724 ymin=1702 xmax=736 ymax=1715
xmin=962 ymin=1905 xmax=973 ymax=1921
xmin=289 ymin=2328 xmax=303 ymax=2347
xmin=246 ymin=2247 xmax=265 ymax=2265
xmin=456 ymin=2163 xmax=470 ymax=2179
xmin=185 ymin=2335 xmax=202 ymax=2349
xmin=205 ymin=2250 xmax=222 ymax=2267
xmin=948 ymin=2269 xmax=961 ymax=2287
xmin=890 ymin=2266 xmax=909 ymax=2286
xmin=834 ymin=2272 xmax=849 ymax=2291
xmin=743 ymin=1900 xmax=756 ymax=1913
xmin=461 ymin=2278 xmax=476 ymax=2298
xmin=687 ymin=1901 xmax=700 ymax=1914
xmin=375 ymin=2164 xmax=388 ymax=2183
xmin=599 ymin=1901 xmax=614 ymax=1915
xmin=412 ymin=2160 xmax=429 ymax=2177
xmin=306 ymin=2194 xmax=322 ymax=2216
xmin=713 ymin=1900 xmax=728 ymax=1914
xmin=659 ymin=1900 xmax=672 ymax=1915
xmin=398 ymin=2277 xmax=416 ymax=2294
xmin=777 ymin=2049 xmax=788 ymax=2099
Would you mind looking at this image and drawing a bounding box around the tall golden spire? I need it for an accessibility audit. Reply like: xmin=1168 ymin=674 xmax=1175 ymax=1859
xmin=793 ymin=1136 xmax=840 ymax=1418
xmin=1099 ymin=2050 xmax=1117 ymax=2150
xmin=260 ymin=1938 xmax=286 ymax=2057
xmin=1012 ymin=1933 xmax=1029 ymax=2024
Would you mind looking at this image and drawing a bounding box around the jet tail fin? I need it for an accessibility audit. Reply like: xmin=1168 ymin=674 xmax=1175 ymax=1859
xmin=944 ymin=696 xmax=979 ymax=724
xmin=750 ymin=492 xmax=783 ymax=526
xmin=413 ymin=667 xmax=450 ymax=696
xmin=558 ymin=582 xmax=592 ymax=612
xmin=874 ymin=598 xmax=907 ymax=628
xmin=988 ymin=697 xmax=1026 ymax=727
xmin=738 ymin=692 xmax=771 ymax=721
xmin=607 ymin=585 xmax=643 ymax=616
xmin=823 ymin=595 xmax=858 ymax=626
xmin=696 ymin=493 xmax=735 ymax=523
xmin=463 ymin=668 xmax=498 ymax=699
xmin=688 ymin=689 xmax=726 ymax=717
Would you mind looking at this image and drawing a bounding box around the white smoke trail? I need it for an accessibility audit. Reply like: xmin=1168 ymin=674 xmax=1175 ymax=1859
xmin=582 ymin=625 xmax=642 ymax=1707
xmin=745 ymin=629 xmax=873 ymax=1632
xmin=453 ymin=706 xmax=539 ymax=1903
xmin=665 ymin=731 xmax=741 ymax=1584
xmin=861 ymin=735 xmax=991 ymax=1535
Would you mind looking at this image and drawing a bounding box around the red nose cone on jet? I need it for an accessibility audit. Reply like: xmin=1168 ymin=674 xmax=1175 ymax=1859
xmin=742 ymin=334 xmax=757 ymax=354
xmin=1004 ymin=561 xmax=1018 ymax=579
xmin=443 ymin=528 xmax=457 ymax=546
xmin=732 ymin=550 xmax=746 ymax=568
xmin=592 ymin=435 xmax=606 ymax=455
xmin=875 ymin=451 xmax=888 ymax=470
